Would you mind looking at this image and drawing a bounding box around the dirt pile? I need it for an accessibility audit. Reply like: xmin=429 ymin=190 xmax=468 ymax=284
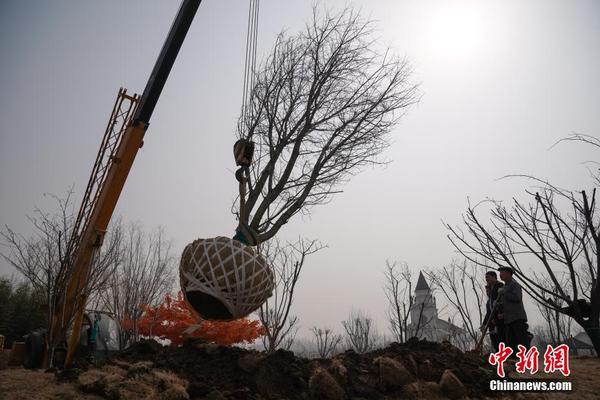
xmin=75 ymin=361 xmax=188 ymax=400
xmin=100 ymin=337 xmax=496 ymax=400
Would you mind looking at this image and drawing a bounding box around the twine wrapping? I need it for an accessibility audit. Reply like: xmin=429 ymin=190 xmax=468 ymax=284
xmin=179 ymin=236 xmax=274 ymax=320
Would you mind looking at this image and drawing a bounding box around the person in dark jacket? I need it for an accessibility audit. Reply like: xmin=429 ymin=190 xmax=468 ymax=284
xmin=482 ymin=271 xmax=504 ymax=351
xmin=497 ymin=267 xmax=528 ymax=354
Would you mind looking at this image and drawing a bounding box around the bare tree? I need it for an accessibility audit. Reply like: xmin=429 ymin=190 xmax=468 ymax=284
xmin=385 ymin=266 xmax=440 ymax=342
xmin=97 ymin=222 xmax=175 ymax=348
xmin=383 ymin=261 xmax=418 ymax=343
xmin=311 ymin=327 xmax=342 ymax=358
xmin=446 ymin=186 xmax=600 ymax=356
xmin=342 ymin=310 xmax=379 ymax=353
xmin=535 ymin=304 xmax=573 ymax=347
xmin=232 ymin=6 xmax=419 ymax=245
xmin=258 ymin=238 xmax=323 ymax=352
xmin=0 ymin=190 xmax=121 ymax=365
xmin=531 ymin=325 xmax=549 ymax=346
xmin=533 ymin=277 xmax=573 ymax=347
xmin=426 ymin=260 xmax=486 ymax=348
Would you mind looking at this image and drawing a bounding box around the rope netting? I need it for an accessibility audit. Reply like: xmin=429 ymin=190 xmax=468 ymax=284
xmin=180 ymin=237 xmax=274 ymax=320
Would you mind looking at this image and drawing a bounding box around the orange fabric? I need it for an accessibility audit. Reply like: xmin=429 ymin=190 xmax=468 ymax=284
xmin=123 ymin=291 xmax=265 ymax=346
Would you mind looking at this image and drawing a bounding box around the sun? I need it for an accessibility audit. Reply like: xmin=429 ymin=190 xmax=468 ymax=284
xmin=428 ymin=4 xmax=488 ymax=59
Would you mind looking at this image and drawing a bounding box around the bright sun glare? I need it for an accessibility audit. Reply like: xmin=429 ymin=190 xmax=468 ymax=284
xmin=429 ymin=4 xmax=488 ymax=59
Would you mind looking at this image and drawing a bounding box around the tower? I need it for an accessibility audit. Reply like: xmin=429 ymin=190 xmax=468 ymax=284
xmin=411 ymin=271 xmax=438 ymax=326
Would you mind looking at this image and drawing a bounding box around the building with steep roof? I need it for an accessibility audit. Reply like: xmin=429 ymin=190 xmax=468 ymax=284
xmin=407 ymin=272 xmax=468 ymax=344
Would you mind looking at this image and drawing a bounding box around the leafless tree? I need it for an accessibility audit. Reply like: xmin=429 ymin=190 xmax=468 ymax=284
xmin=258 ymin=238 xmax=324 ymax=352
xmin=342 ymin=310 xmax=379 ymax=353
xmin=0 ymin=190 xmax=121 ymax=365
xmin=426 ymin=260 xmax=486 ymax=348
xmin=385 ymin=266 xmax=440 ymax=341
xmin=532 ymin=277 xmax=573 ymax=347
xmin=96 ymin=222 xmax=175 ymax=348
xmin=383 ymin=261 xmax=419 ymax=343
xmin=531 ymin=325 xmax=549 ymax=346
xmin=311 ymin=326 xmax=343 ymax=358
xmin=232 ymin=6 xmax=419 ymax=245
xmin=446 ymin=185 xmax=600 ymax=356
xmin=534 ymin=307 xmax=573 ymax=347
xmin=409 ymin=298 xmax=441 ymax=341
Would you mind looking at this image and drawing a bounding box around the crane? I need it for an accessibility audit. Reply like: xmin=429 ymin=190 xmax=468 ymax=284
xmin=49 ymin=0 xmax=202 ymax=369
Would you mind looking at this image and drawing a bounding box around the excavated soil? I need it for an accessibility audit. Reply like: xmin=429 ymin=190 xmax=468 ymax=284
xmin=98 ymin=337 xmax=496 ymax=399
xmin=2 ymin=340 xmax=599 ymax=399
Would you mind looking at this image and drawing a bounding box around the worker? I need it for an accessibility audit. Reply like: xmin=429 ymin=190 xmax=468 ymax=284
xmin=496 ymin=267 xmax=529 ymax=354
xmin=87 ymin=313 xmax=101 ymax=359
xmin=481 ymin=270 xmax=504 ymax=351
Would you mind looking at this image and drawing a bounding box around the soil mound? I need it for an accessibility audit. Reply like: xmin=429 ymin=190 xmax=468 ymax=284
xmin=103 ymin=337 xmax=495 ymax=399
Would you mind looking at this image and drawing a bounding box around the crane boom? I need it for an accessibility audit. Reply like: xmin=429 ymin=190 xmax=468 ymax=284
xmin=54 ymin=0 xmax=202 ymax=368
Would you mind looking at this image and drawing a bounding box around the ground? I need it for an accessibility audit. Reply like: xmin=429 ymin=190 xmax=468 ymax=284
xmin=501 ymin=357 xmax=600 ymax=400
xmin=0 ymin=368 xmax=102 ymax=400
xmin=0 ymin=340 xmax=598 ymax=400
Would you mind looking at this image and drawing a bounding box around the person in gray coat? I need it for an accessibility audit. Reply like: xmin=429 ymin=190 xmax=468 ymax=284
xmin=496 ymin=266 xmax=529 ymax=353
xmin=481 ymin=271 xmax=504 ymax=351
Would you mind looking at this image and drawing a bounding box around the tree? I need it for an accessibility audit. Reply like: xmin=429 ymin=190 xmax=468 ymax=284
xmin=0 ymin=277 xmax=46 ymax=349
xmin=258 ymin=238 xmax=323 ymax=352
xmin=383 ymin=261 xmax=418 ymax=343
xmin=311 ymin=326 xmax=342 ymax=358
xmin=0 ymin=190 xmax=121 ymax=365
xmin=133 ymin=292 xmax=265 ymax=347
xmin=532 ymin=276 xmax=573 ymax=347
xmin=233 ymin=7 xmax=419 ymax=245
xmin=97 ymin=222 xmax=174 ymax=349
xmin=446 ymin=185 xmax=600 ymax=356
xmin=342 ymin=310 xmax=379 ymax=353
xmin=384 ymin=263 xmax=441 ymax=342
xmin=426 ymin=261 xmax=486 ymax=349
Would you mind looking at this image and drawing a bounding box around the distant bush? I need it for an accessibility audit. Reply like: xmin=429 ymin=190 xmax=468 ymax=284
xmin=0 ymin=277 xmax=46 ymax=348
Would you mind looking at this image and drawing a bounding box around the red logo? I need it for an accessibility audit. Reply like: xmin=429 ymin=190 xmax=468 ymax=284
xmin=488 ymin=343 xmax=570 ymax=377
xmin=515 ymin=344 xmax=539 ymax=374
xmin=543 ymin=344 xmax=570 ymax=376
xmin=488 ymin=342 xmax=513 ymax=378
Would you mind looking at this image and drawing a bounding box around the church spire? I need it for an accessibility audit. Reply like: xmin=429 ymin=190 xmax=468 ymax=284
xmin=415 ymin=271 xmax=430 ymax=291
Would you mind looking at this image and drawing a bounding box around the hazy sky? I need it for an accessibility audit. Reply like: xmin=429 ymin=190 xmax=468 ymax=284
xmin=1 ymin=0 xmax=599 ymax=338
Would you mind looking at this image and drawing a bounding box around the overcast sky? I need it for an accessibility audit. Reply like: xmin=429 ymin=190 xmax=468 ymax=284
xmin=1 ymin=0 xmax=599 ymax=339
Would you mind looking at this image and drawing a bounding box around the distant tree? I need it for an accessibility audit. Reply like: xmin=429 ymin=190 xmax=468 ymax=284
xmin=426 ymin=261 xmax=486 ymax=348
xmin=383 ymin=261 xmax=418 ymax=343
xmin=97 ymin=222 xmax=174 ymax=349
xmin=0 ymin=277 xmax=46 ymax=348
xmin=133 ymin=292 xmax=265 ymax=347
xmin=311 ymin=327 xmax=342 ymax=358
xmin=342 ymin=310 xmax=379 ymax=353
xmin=0 ymin=190 xmax=121 ymax=365
xmin=533 ymin=277 xmax=573 ymax=346
xmin=258 ymin=238 xmax=324 ymax=352
xmin=232 ymin=6 xmax=419 ymax=246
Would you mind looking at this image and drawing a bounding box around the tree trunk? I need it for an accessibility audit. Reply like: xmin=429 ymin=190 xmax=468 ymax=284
xmin=582 ymin=323 xmax=600 ymax=357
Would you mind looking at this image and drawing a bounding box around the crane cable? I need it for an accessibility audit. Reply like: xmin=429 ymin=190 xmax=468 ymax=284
xmin=241 ymin=0 xmax=260 ymax=127
xmin=234 ymin=0 xmax=260 ymax=246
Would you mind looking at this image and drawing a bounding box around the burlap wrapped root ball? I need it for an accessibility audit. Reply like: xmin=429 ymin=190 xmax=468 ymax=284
xmin=179 ymin=236 xmax=274 ymax=320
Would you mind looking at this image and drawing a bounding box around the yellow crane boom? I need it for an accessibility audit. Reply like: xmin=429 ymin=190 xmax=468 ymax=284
xmin=51 ymin=0 xmax=202 ymax=368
